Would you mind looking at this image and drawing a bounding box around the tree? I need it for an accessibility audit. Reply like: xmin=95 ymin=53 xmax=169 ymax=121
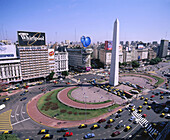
xmin=131 ymin=60 xmax=140 ymax=68
xmin=46 ymin=71 xmax=55 ymax=81
xmin=62 ymin=71 xmax=69 ymax=76
xmin=0 ymin=134 xmax=20 ymax=140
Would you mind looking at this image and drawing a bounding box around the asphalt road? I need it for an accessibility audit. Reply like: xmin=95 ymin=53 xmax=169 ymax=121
xmin=0 ymin=66 xmax=169 ymax=140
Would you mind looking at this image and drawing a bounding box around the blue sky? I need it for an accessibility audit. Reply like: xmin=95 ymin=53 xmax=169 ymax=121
xmin=0 ymin=0 xmax=170 ymax=44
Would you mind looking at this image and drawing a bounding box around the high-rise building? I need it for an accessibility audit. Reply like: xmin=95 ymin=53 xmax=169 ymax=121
xmin=158 ymin=40 xmax=169 ymax=58
xmin=109 ymin=19 xmax=119 ymax=86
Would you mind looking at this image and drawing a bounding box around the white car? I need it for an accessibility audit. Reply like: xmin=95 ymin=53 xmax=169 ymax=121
xmin=0 ymin=104 xmax=6 ymax=110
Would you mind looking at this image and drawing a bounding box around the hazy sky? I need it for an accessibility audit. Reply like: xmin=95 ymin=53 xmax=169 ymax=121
xmin=0 ymin=0 xmax=170 ymax=44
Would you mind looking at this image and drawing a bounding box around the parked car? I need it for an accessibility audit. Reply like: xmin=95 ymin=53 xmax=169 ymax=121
xmin=41 ymin=134 xmax=53 ymax=139
xmin=105 ymin=124 xmax=113 ymax=129
xmin=115 ymin=124 xmax=125 ymax=129
xmin=63 ymin=132 xmax=73 ymax=137
xmin=20 ymin=97 xmax=27 ymax=101
xmin=129 ymin=116 xmax=135 ymax=121
xmin=91 ymin=124 xmax=100 ymax=130
xmin=124 ymin=126 xmax=132 ymax=131
xmin=111 ymin=131 xmax=120 ymax=137
xmin=57 ymin=128 xmax=68 ymax=132
xmin=38 ymin=129 xmax=49 ymax=134
xmin=107 ymin=119 xmax=115 ymax=124
xmin=78 ymin=124 xmax=87 ymax=129
xmin=2 ymin=131 xmax=12 ymax=134
xmin=98 ymin=119 xmax=106 ymax=123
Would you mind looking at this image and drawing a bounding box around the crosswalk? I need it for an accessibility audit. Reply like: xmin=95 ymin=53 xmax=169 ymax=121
xmin=0 ymin=109 xmax=13 ymax=131
xmin=145 ymin=123 xmax=161 ymax=139
xmin=132 ymin=110 xmax=148 ymax=127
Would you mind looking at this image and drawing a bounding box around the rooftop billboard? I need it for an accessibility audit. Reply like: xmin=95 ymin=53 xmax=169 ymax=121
xmin=0 ymin=44 xmax=17 ymax=59
xmin=17 ymin=31 xmax=46 ymax=46
xmin=105 ymin=41 xmax=112 ymax=50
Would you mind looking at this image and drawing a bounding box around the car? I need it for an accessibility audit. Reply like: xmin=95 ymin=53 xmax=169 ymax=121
xmin=57 ymin=138 xmax=67 ymax=140
xmin=20 ymin=97 xmax=27 ymax=101
xmin=57 ymin=128 xmax=68 ymax=132
xmin=124 ymin=126 xmax=132 ymax=131
xmin=25 ymin=139 xmax=33 ymax=140
xmin=134 ymin=119 xmax=139 ymax=124
xmin=165 ymin=114 xmax=170 ymax=119
xmin=138 ymin=109 xmax=143 ymax=113
xmin=98 ymin=119 xmax=106 ymax=123
xmin=155 ymin=92 xmax=159 ymax=95
xmin=20 ymin=92 xmax=26 ymax=96
xmin=140 ymin=96 xmax=144 ymax=100
xmin=41 ymin=134 xmax=53 ymax=139
xmin=138 ymin=106 xmax=143 ymax=109
xmin=145 ymin=98 xmax=148 ymax=101
xmin=84 ymin=133 xmax=95 ymax=139
xmin=91 ymin=124 xmax=100 ymax=130
xmin=111 ymin=131 xmax=120 ymax=137
xmin=2 ymin=131 xmax=12 ymax=134
xmin=142 ymin=114 xmax=147 ymax=118
xmin=160 ymin=113 xmax=165 ymax=117
xmin=160 ymin=96 xmax=164 ymax=99
xmin=107 ymin=119 xmax=115 ymax=124
xmin=147 ymin=106 xmax=151 ymax=110
xmin=78 ymin=124 xmax=87 ymax=128
xmin=129 ymin=116 xmax=135 ymax=121
xmin=0 ymin=104 xmax=6 ymax=110
xmin=63 ymin=132 xmax=73 ymax=137
xmin=3 ymin=98 xmax=10 ymax=102
xmin=104 ymin=124 xmax=113 ymax=129
xmin=131 ymin=108 xmax=135 ymax=112
xmin=151 ymin=95 xmax=155 ymax=98
xmin=38 ymin=129 xmax=49 ymax=134
xmin=129 ymin=104 xmax=135 ymax=107
xmin=117 ymin=109 xmax=123 ymax=113
xmin=143 ymin=101 xmax=148 ymax=105
xmin=115 ymin=124 xmax=125 ymax=129
xmin=115 ymin=114 xmax=121 ymax=118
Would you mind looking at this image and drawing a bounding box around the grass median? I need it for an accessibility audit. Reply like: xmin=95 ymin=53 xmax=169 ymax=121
xmin=37 ymin=88 xmax=119 ymax=121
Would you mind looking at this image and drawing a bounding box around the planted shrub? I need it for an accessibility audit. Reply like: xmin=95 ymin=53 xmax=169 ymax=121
xmin=67 ymin=111 xmax=72 ymax=114
xmin=74 ymin=112 xmax=77 ymax=115
xmin=51 ymin=106 xmax=59 ymax=110
xmin=60 ymin=109 xmax=67 ymax=113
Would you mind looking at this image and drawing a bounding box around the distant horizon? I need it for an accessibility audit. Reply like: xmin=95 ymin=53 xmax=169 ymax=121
xmin=0 ymin=0 xmax=170 ymax=44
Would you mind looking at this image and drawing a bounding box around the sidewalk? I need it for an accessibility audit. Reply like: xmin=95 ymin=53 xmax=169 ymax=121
xmin=27 ymin=91 xmax=124 ymax=128
xmin=0 ymin=89 xmax=23 ymax=97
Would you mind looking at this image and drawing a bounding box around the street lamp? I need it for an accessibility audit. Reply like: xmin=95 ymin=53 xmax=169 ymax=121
xmin=84 ymin=95 xmax=88 ymax=123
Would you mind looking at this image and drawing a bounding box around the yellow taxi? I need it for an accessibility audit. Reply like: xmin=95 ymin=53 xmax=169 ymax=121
xmin=78 ymin=124 xmax=87 ymax=128
xmin=166 ymin=86 xmax=169 ymax=89
xmin=143 ymin=102 xmax=148 ymax=105
xmin=3 ymin=98 xmax=10 ymax=102
xmin=138 ymin=109 xmax=142 ymax=113
xmin=38 ymin=129 xmax=49 ymax=134
xmin=117 ymin=92 xmax=120 ymax=96
xmin=25 ymin=90 xmax=28 ymax=92
xmin=2 ymin=131 xmax=12 ymax=134
xmin=144 ymin=130 xmax=147 ymax=134
xmin=107 ymin=119 xmax=115 ymax=123
xmin=153 ymin=132 xmax=157 ymax=136
xmin=131 ymin=108 xmax=135 ymax=112
xmin=145 ymin=98 xmax=148 ymax=101
xmin=138 ymin=106 xmax=143 ymax=109
xmin=41 ymin=134 xmax=53 ymax=139
xmin=160 ymin=113 xmax=165 ymax=117
xmin=108 ymin=89 xmax=111 ymax=92
xmin=91 ymin=124 xmax=100 ymax=130
xmin=140 ymin=96 xmax=144 ymax=100
xmin=125 ymin=126 xmax=132 ymax=131
xmin=160 ymin=96 xmax=164 ymax=99
xmin=118 ymin=109 xmax=123 ymax=113
xmin=147 ymin=106 xmax=151 ymax=110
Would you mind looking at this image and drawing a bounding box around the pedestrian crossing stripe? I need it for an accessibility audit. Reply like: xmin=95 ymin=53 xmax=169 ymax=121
xmin=0 ymin=110 xmax=13 ymax=131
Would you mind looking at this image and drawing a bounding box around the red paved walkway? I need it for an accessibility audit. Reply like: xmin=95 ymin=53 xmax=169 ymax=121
xmin=27 ymin=88 xmax=124 ymax=128
xmin=57 ymin=86 xmax=114 ymax=109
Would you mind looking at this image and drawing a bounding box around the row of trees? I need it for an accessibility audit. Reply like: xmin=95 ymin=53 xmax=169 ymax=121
xmin=119 ymin=61 xmax=140 ymax=68
xmin=149 ymin=57 xmax=162 ymax=65
xmin=46 ymin=71 xmax=69 ymax=81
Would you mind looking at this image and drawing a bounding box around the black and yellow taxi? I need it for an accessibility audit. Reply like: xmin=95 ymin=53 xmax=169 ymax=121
xmin=131 ymin=108 xmax=135 ymax=112
xmin=147 ymin=106 xmax=151 ymax=110
xmin=143 ymin=101 xmax=148 ymax=105
xmin=124 ymin=126 xmax=132 ymax=132
xmin=138 ymin=106 xmax=143 ymax=109
xmin=117 ymin=109 xmax=123 ymax=113
xmin=160 ymin=113 xmax=165 ymax=117
xmin=41 ymin=134 xmax=53 ymax=139
xmin=138 ymin=109 xmax=142 ymax=113
xmin=3 ymin=98 xmax=10 ymax=102
xmin=2 ymin=131 xmax=12 ymax=134
xmin=160 ymin=96 xmax=164 ymax=99
xmin=140 ymin=96 xmax=144 ymax=100
xmin=107 ymin=119 xmax=115 ymax=124
xmin=145 ymin=98 xmax=148 ymax=101
xmin=78 ymin=124 xmax=87 ymax=129
xmin=38 ymin=129 xmax=49 ymax=134
xmin=91 ymin=124 xmax=100 ymax=130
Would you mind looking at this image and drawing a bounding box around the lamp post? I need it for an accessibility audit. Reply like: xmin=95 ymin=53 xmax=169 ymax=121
xmin=84 ymin=95 xmax=88 ymax=123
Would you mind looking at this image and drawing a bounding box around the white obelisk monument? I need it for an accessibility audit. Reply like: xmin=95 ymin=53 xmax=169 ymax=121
xmin=109 ymin=19 xmax=119 ymax=86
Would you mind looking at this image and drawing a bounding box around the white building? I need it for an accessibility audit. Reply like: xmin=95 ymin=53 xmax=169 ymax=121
xmin=54 ymin=47 xmax=68 ymax=75
xmin=0 ymin=43 xmax=22 ymax=83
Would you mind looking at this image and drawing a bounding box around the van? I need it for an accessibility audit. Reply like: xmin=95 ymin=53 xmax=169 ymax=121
xmin=163 ymin=107 xmax=169 ymax=113
xmin=0 ymin=104 xmax=6 ymax=110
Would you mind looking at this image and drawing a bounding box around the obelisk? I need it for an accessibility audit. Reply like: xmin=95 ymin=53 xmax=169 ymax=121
xmin=109 ymin=19 xmax=119 ymax=86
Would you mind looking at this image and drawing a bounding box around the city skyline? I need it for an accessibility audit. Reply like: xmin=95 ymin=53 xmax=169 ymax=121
xmin=0 ymin=0 xmax=170 ymax=43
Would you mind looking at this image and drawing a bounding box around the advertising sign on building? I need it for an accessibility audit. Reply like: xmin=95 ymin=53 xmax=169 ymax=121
xmin=0 ymin=44 xmax=17 ymax=59
xmin=48 ymin=49 xmax=54 ymax=60
xmin=105 ymin=41 xmax=113 ymax=50
xmin=17 ymin=31 xmax=46 ymax=46
xmin=137 ymin=44 xmax=144 ymax=49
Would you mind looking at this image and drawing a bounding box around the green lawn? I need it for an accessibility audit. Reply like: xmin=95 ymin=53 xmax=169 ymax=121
xmin=67 ymin=87 xmax=112 ymax=104
xmin=146 ymin=74 xmax=164 ymax=86
xmin=37 ymin=88 xmax=119 ymax=121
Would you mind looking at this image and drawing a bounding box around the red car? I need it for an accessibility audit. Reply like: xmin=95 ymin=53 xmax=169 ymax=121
xmin=111 ymin=131 xmax=120 ymax=137
xmin=151 ymin=95 xmax=155 ymax=98
xmin=98 ymin=119 xmax=106 ymax=123
xmin=64 ymin=132 xmax=73 ymax=137
xmin=160 ymin=91 xmax=164 ymax=94
xmin=142 ymin=114 xmax=147 ymax=118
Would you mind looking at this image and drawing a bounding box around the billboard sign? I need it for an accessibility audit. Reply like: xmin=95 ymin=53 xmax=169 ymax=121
xmin=17 ymin=31 xmax=46 ymax=46
xmin=105 ymin=41 xmax=112 ymax=50
xmin=48 ymin=49 xmax=54 ymax=60
xmin=0 ymin=45 xmax=17 ymax=59
xmin=137 ymin=44 xmax=144 ymax=49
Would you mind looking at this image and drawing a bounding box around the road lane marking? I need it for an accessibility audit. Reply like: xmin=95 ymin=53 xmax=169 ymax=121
xmin=21 ymin=105 xmax=25 ymax=120
xmin=11 ymin=118 xmax=30 ymax=126
xmin=15 ymin=105 xmax=19 ymax=122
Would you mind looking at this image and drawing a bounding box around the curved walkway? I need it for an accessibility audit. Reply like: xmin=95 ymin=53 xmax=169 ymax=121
xmin=57 ymin=86 xmax=114 ymax=109
xmin=27 ymin=90 xmax=123 ymax=128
